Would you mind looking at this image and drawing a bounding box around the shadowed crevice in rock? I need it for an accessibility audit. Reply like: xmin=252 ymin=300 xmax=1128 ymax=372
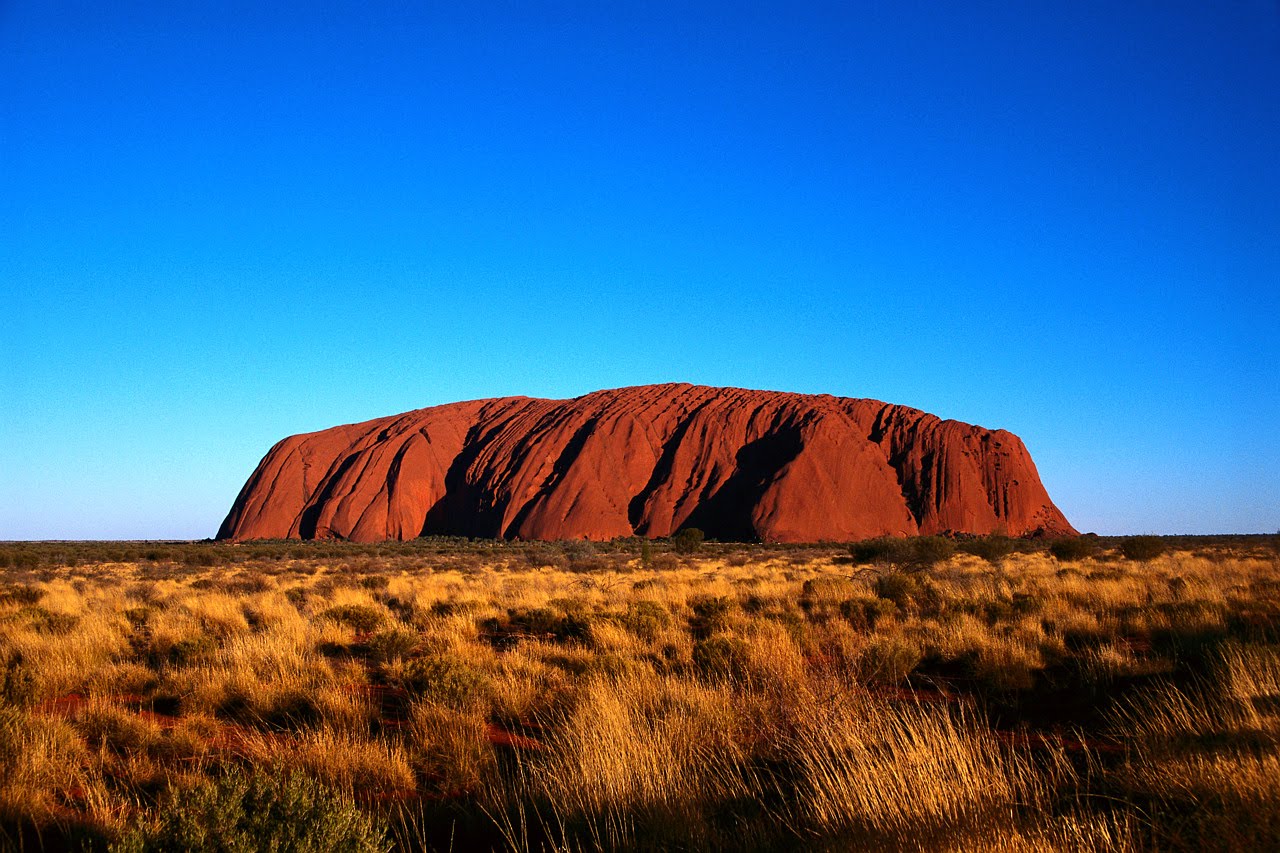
xmin=626 ymin=399 xmax=715 ymax=535
xmin=503 ymin=415 xmax=601 ymax=539
xmin=419 ymin=427 xmax=500 ymax=538
xmin=296 ymin=452 xmax=364 ymax=539
xmin=871 ymin=405 xmax=933 ymax=530
xmin=681 ymin=426 xmax=805 ymax=541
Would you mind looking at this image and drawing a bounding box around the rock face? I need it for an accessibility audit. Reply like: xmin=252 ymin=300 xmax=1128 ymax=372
xmin=218 ymin=384 xmax=1076 ymax=543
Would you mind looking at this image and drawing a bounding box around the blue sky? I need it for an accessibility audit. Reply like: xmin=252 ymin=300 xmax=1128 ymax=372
xmin=3 ymin=1 xmax=1277 ymax=539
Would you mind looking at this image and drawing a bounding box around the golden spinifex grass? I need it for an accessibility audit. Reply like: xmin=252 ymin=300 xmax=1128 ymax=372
xmin=0 ymin=538 xmax=1277 ymax=851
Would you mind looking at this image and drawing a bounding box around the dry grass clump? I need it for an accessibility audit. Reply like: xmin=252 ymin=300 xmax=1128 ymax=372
xmin=789 ymin=696 xmax=1053 ymax=841
xmin=0 ymin=536 xmax=1277 ymax=850
xmin=0 ymin=707 xmax=94 ymax=824
xmin=524 ymin=672 xmax=750 ymax=814
xmin=1108 ymin=641 xmax=1280 ymax=850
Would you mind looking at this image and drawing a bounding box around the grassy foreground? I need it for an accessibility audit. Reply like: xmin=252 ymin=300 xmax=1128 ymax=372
xmin=1 ymin=537 xmax=1277 ymax=851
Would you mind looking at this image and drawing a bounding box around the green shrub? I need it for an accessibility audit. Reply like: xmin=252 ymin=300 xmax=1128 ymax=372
xmin=481 ymin=607 xmax=593 ymax=646
xmin=958 ymin=535 xmax=1015 ymax=565
xmin=163 ymin=635 xmax=218 ymax=667
xmin=521 ymin=547 xmax=569 ymax=570
xmin=557 ymin=540 xmax=610 ymax=571
xmin=124 ymin=606 xmax=156 ymax=626
xmin=0 ymin=651 xmax=37 ymax=705
xmin=19 ymin=606 xmax=79 ymax=635
xmin=400 ymin=657 xmax=488 ymax=709
xmin=908 ymin=536 xmax=956 ymax=568
xmin=859 ymin=635 xmax=922 ymax=684
xmin=648 ymin=553 xmax=680 ymax=571
xmin=801 ymin=577 xmax=857 ymax=599
xmin=285 ymin=587 xmax=311 ymax=606
xmin=0 ymin=584 xmax=43 ymax=606
xmin=873 ymin=573 xmax=921 ymax=609
xmin=689 ymin=595 xmax=734 ymax=637
xmin=359 ymin=575 xmax=390 ymax=591
xmin=1121 ymin=536 xmax=1166 ymax=562
xmin=1049 ymin=537 xmax=1098 ymax=561
xmin=428 ymin=599 xmax=465 ymax=617
xmin=568 ymin=554 xmax=610 ymax=572
xmin=115 ymin=769 xmax=387 ymax=852
xmin=547 ymin=596 xmax=588 ymax=616
xmin=319 ymin=604 xmax=384 ymax=633
xmin=692 ymin=636 xmax=749 ymax=681
xmin=850 ymin=536 xmax=955 ymax=568
xmin=362 ymin=628 xmax=421 ymax=663
xmin=509 ymin=606 xmax=563 ymax=634
xmin=800 ymin=577 xmax=859 ymax=623
xmin=561 ymin=540 xmax=597 ymax=561
xmin=848 ymin=538 xmax=908 ymax=565
xmin=621 ymin=601 xmax=671 ymax=641
xmin=840 ymin=597 xmax=897 ymax=630
xmin=589 ymin=652 xmax=633 ymax=678
xmin=181 ymin=550 xmax=218 ymax=567
xmin=672 ymin=528 xmax=705 ymax=554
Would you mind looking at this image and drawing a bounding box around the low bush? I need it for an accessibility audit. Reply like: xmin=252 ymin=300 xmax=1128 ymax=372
xmin=0 ymin=584 xmax=43 ymax=606
xmin=0 ymin=651 xmax=38 ymax=705
xmin=1121 ymin=536 xmax=1167 ymax=562
xmin=672 ymin=528 xmax=705 ymax=554
xmin=361 ymin=628 xmax=420 ymax=663
xmin=648 ymin=553 xmax=680 ymax=571
xmin=841 ymin=597 xmax=898 ymax=630
xmin=909 ymin=536 xmax=956 ymax=568
xmin=116 ymin=769 xmax=387 ymax=852
xmin=319 ymin=604 xmax=384 ymax=633
xmin=958 ymin=535 xmax=1015 ymax=565
xmin=689 ymin=595 xmax=734 ymax=637
xmin=399 ymin=657 xmax=489 ymax=709
xmin=160 ymin=635 xmax=217 ymax=667
xmin=692 ymin=636 xmax=750 ymax=681
xmin=20 ymin=607 xmax=79 ymax=635
xmin=873 ymin=573 xmax=921 ymax=609
xmin=859 ymin=635 xmax=923 ymax=684
xmin=1049 ymin=537 xmax=1098 ymax=561
xmin=480 ymin=607 xmax=593 ymax=646
xmin=621 ymin=601 xmax=671 ymax=641
xmin=849 ymin=536 xmax=956 ymax=569
xmin=848 ymin=537 xmax=908 ymax=565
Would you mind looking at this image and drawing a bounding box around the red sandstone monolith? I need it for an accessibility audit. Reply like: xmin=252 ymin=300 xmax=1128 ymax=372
xmin=217 ymin=384 xmax=1075 ymax=542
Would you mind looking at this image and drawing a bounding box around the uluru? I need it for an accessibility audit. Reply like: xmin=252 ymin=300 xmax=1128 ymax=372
xmin=217 ymin=384 xmax=1076 ymax=543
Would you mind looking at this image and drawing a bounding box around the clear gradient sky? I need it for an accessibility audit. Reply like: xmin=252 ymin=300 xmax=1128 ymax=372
xmin=3 ymin=2 xmax=1278 ymax=539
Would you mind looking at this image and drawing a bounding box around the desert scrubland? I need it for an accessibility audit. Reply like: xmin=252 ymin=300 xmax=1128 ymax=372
xmin=1 ymin=536 xmax=1277 ymax=851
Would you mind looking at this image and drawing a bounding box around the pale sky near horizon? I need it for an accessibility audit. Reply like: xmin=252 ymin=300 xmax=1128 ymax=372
xmin=3 ymin=2 xmax=1278 ymax=539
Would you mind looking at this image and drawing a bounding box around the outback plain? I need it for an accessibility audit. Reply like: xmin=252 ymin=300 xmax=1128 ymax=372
xmin=1 ymin=534 xmax=1277 ymax=852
